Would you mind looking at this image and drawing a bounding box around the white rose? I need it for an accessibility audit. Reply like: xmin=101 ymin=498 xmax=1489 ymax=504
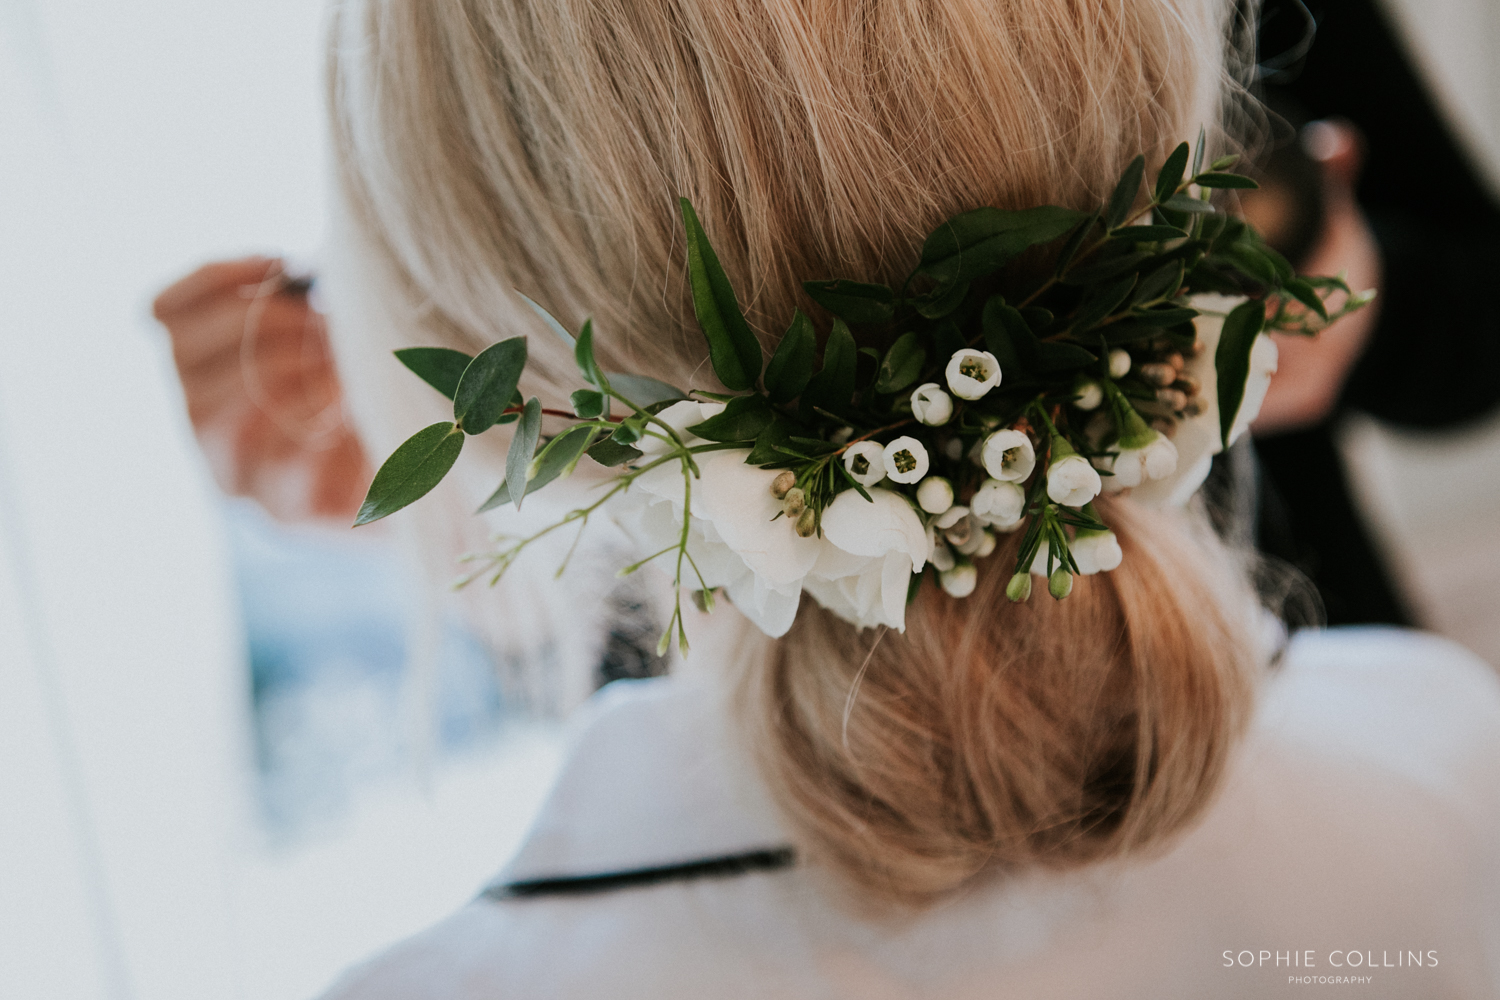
xmin=916 ymin=476 xmax=954 ymax=514
xmin=1130 ymin=294 xmax=1278 ymax=508
xmin=944 ymin=349 xmax=1002 ymax=400
xmin=1046 ymin=453 xmax=1102 ymax=508
xmin=882 ymin=436 xmax=929 ymax=484
xmin=1071 ymin=530 xmax=1123 ymax=575
xmin=803 ymin=488 xmax=929 ymax=631
xmin=910 ymin=383 xmax=954 ymax=426
xmin=970 ymin=478 xmax=1025 ymax=528
xmin=842 ymin=440 xmax=886 ymax=487
xmin=939 ymin=562 xmax=978 ymax=598
xmin=635 ymin=399 xmax=726 ymax=456
xmin=980 ymin=429 xmax=1035 ymax=482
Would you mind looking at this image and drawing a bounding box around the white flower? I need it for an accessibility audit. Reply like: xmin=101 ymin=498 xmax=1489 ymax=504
xmin=635 ymin=400 xmax=726 ymax=456
xmin=910 ymin=383 xmax=954 ymax=426
xmin=842 ymin=440 xmax=886 ymax=487
xmin=916 ymin=476 xmax=954 ymax=514
xmin=939 ymin=562 xmax=978 ymax=598
xmin=1028 ymin=540 xmax=1052 ymax=576
xmin=980 ymin=429 xmax=1035 ymax=482
xmin=1130 ymin=294 xmax=1278 ymax=508
xmin=614 ymin=452 xmax=926 ymax=636
xmin=1110 ymin=432 xmax=1179 ymax=488
xmin=803 ymin=488 xmax=929 ymax=631
xmin=882 ymin=436 xmax=929 ymax=484
xmin=927 ymin=525 xmax=957 ymax=572
xmin=1071 ymin=530 xmax=1123 ymax=575
xmin=1073 ymin=378 xmax=1104 ymax=411
xmin=970 ymin=529 xmax=997 ymax=559
xmin=945 ymin=349 xmax=1002 ymax=400
xmin=1046 ymin=447 xmax=1102 ymax=508
xmin=1107 ymin=348 xmax=1132 ymax=379
xmin=970 ymin=478 xmax=1025 ymax=528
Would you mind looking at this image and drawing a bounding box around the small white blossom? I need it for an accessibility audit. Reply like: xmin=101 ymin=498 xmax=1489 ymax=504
xmin=910 ymin=383 xmax=954 ymax=426
xmin=1110 ymin=431 xmax=1179 ymax=488
xmin=970 ymin=529 xmax=997 ymax=559
xmin=882 ymin=436 xmax=929 ymax=484
xmin=842 ymin=440 xmax=887 ymax=487
xmin=934 ymin=504 xmax=970 ymax=532
xmin=940 ymin=561 xmax=978 ymax=598
xmin=1073 ymin=378 xmax=1104 ymax=411
xmin=1071 ymin=530 xmax=1123 ymax=575
xmin=1046 ymin=444 xmax=1102 ymax=508
xmin=1107 ymin=348 xmax=1132 ymax=379
xmin=916 ymin=476 xmax=955 ymax=514
xmin=945 ymin=349 xmax=1002 ymax=400
xmin=927 ymin=525 xmax=957 ymax=572
xmin=970 ymin=478 xmax=1025 ymax=528
xmin=980 ymin=429 xmax=1035 ymax=482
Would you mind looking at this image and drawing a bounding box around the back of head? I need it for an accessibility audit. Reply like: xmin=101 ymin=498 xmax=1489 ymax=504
xmin=327 ymin=0 xmax=1261 ymax=905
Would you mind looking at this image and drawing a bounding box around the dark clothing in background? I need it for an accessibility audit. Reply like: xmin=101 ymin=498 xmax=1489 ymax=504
xmin=1253 ymin=0 xmax=1500 ymax=625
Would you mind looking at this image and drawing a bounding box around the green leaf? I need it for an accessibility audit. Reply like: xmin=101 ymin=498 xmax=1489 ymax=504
xmin=353 ymin=422 xmax=464 ymax=525
xmin=518 ymin=293 xmax=576 ymax=347
xmin=587 ymin=436 xmax=643 ymax=467
xmin=1215 ymin=299 xmax=1266 ymax=449
xmin=1282 ymin=277 xmax=1329 ymax=320
xmin=688 ymin=393 xmax=774 ymax=442
xmin=610 ymin=420 xmax=642 ymax=445
xmin=1062 ymin=247 xmax=1153 ymax=285
xmin=800 ymin=319 xmax=857 ymax=420
xmin=763 ymin=310 xmax=816 ymax=404
xmin=574 ymin=319 xmax=609 ymax=391
xmin=746 ymin=418 xmax=794 ymax=466
xmin=1070 ymin=274 xmax=1137 ymax=334
xmin=680 ymin=197 xmax=761 ymax=391
xmin=1035 ymin=341 xmax=1098 ymax=372
xmin=1131 ymin=260 xmax=1186 ymax=305
xmin=1131 ymin=306 xmax=1199 ymax=326
xmin=477 ymin=424 xmax=594 ymax=513
xmin=1162 ymin=193 xmax=1214 ymax=213
xmin=453 ymin=337 xmax=527 ymax=435
xmin=395 ymin=347 xmax=474 ymax=400
xmin=1154 ymin=142 xmax=1190 ymax=204
xmin=606 ymin=373 xmax=685 ymax=407
xmin=874 ymin=332 xmax=926 ymax=394
xmin=918 ymin=206 xmax=1086 ymax=289
xmin=570 ymin=389 xmax=606 ymax=419
xmin=982 ymin=297 xmax=1035 ymax=374
xmin=505 ymin=397 xmax=543 ymax=510
xmin=1195 ymin=172 xmax=1258 ymax=189
xmin=1191 ymin=125 xmax=1207 ymax=178
xmin=912 ymin=279 xmax=970 ymax=319
xmin=1222 ymin=244 xmax=1279 ymax=286
xmin=1054 ymin=211 xmax=1100 ymax=278
xmin=1208 ymin=153 xmax=1240 ymax=171
xmin=1111 ymin=225 xmax=1188 ymax=243
xmin=1106 ymin=154 xmax=1146 ymax=229
xmin=802 ymin=280 xmax=895 ymax=325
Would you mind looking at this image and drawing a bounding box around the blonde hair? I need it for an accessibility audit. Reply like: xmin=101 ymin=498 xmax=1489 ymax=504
xmin=326 ymin=0 xmax=1262 ymax=903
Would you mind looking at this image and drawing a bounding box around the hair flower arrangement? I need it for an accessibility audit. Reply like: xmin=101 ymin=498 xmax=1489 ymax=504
xmin=354 ymin=133 xmax=1372 ymax=652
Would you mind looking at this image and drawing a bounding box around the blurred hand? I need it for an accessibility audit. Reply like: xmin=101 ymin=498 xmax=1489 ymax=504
xmin=153 ymin=257 xmax=371 ymax=523
xmin=1247 ymin=120 xmax=1384 ymax=435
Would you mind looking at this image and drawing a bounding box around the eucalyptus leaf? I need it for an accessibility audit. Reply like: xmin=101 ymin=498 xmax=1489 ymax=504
xmin=1214 ymin=299 xmax=1266 ymax=449
xmin=570 ymin=389 xmax=607 ymax=419
xmin=453 ymin=337 xmax=527 ymax=435
xmin=874 ymin=332 xmax=926 ymax=394
xmin=680 ymin=197 xmax=761 ymax=391
xmin=1153 ymin=142 xmax=1190 ymax=204
xmin=478 ymin=424 xmax=594 ymax=513
xmin=1106 ymin=155 xmax=1145 ymax=229
xmin=763 ymin=310 xmax=816 ymax=404
xmin=606 ymin=373 xmax=686 ymax=407
xmin=688 ymin=393 xmax=774 ymax=443
xmin=505 ymin=397 xmax=543 ymax=510
xmin=802 ymin=279 xmax=895 ymax=325
xmin=610 ymin=420 xmax=642 ymax=446
xmin=1194 ymin=172 xmax=1259 ymax=189
xmin=800 ymin=319 xmax=857 ymax=420
xmin=354 ymin=422 xmax=463 ymax=526
xmin=395 ymin=347 xmax=473 ymax=400
xmin=519 ymin=293 xmax=576 ymax=347
xmin=574 ymin=319 xmax=609 ymax=391
xmin=587 ymin=436 xmax=643 ymax=467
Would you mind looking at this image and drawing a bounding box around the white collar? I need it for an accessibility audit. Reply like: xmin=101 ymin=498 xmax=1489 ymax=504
xmin=494 ymin=674 xmax=791 ymax=886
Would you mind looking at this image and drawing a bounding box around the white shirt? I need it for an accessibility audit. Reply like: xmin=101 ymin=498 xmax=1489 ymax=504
xmin=322 ymin=628 xmax=1500 ymax=999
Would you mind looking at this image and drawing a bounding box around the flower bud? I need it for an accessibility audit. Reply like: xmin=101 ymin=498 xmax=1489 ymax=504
xmin=916 ymin=476 xmax=955 ymax=514
xmin=1048 ymin=567 xmax=1073 ymax=600
xmin=1156 ymin=387 xmax=1188 ymax=410
xmin=830 ymin=426 xmax=854 ymax=444
xmin=782 ymin=487 xmax=806 ymax=518
xmin=971 ymin=478 xmax=1025 ymax=528
xmin=1107 ymin=348 xmax=1132 ymax=379
xmin=770 ymin=470 xmax=797 ymax=499
xmin=1045 ymin=438 xmax=1103 ymax=508
xmin=940 ymin=561 xmax=978 ymax=598
xmin=1166 ymin=351 xmax=1185 ymax=371
xmin=945 ymin=349 xmax=1002 ymax=400
xmin=795 ymin=506 xmax=818 ymax=537
xmin=971 ymin=529 xmax=997 ymax=558
xmin=1006 ymin=572 xmax=1032 ymax=602
xmin=910 ymin=382 xmax=955 ymax=426
xmin=1139 ymin=362 xmax=1176 ymax=387
xmin=1073 ymin=377 xmax=1104 ymax=411
xmin=1173 ymin=374 xmax=1199 ymax=396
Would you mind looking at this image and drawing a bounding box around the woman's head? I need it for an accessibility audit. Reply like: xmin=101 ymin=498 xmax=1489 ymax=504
xmin=325 ymin=0 xmax=1261 ymax=904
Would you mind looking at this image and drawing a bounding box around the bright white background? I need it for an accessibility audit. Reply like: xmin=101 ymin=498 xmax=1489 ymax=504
xmin=1 ymin=1 xmax=1497 ymax=998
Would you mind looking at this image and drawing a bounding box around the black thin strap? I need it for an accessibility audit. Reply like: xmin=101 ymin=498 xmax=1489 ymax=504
xmin=481 ymin=847 xmax=796 ymax=900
